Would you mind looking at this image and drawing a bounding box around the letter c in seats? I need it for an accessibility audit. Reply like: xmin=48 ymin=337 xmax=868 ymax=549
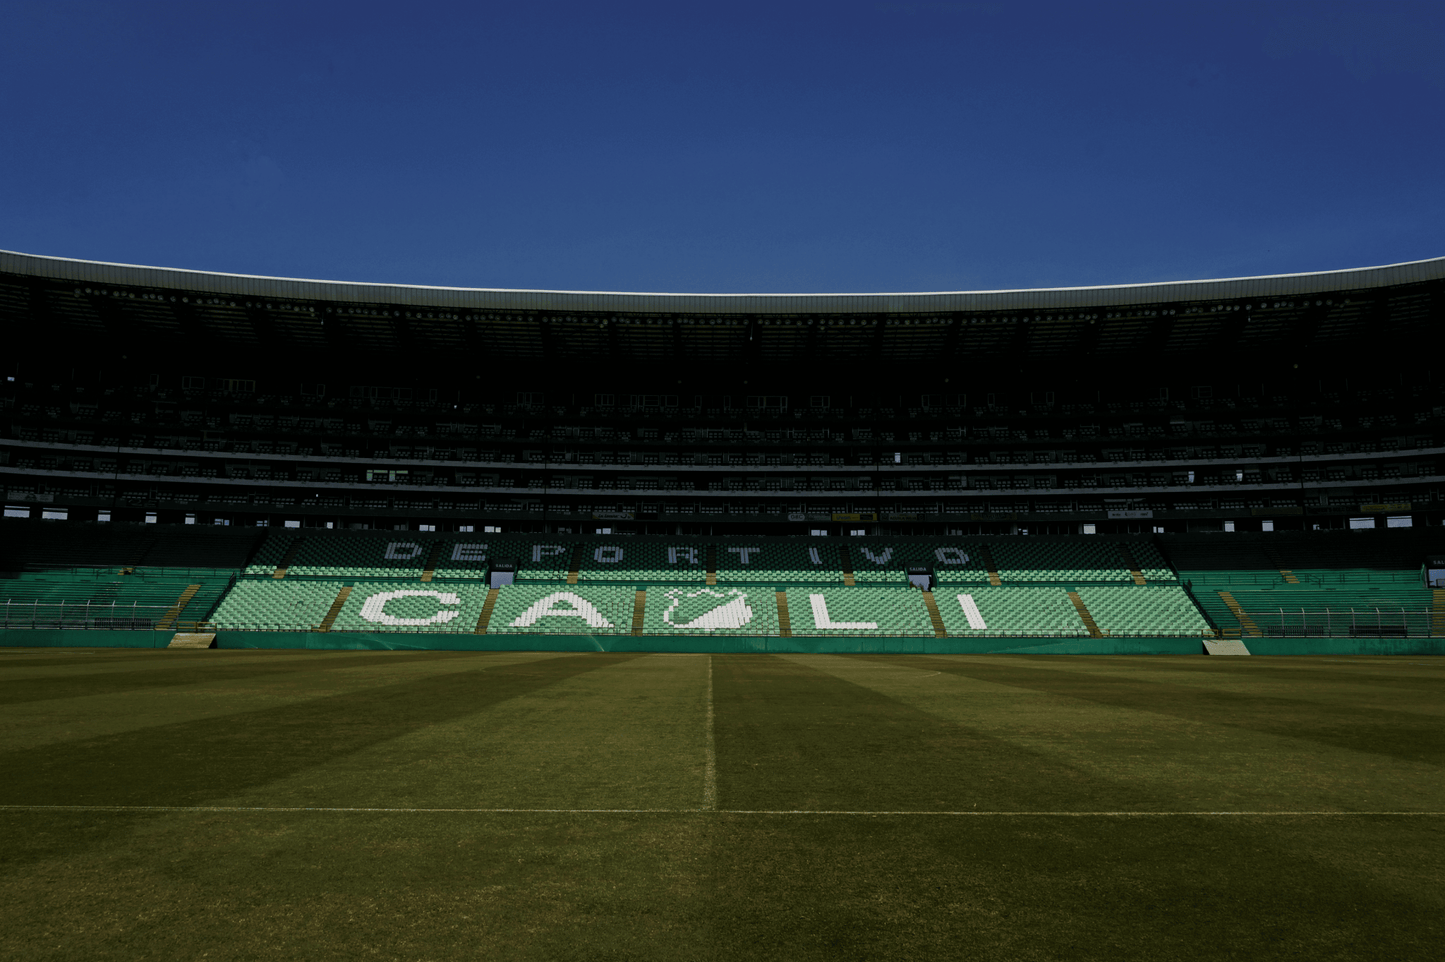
xmin=360 ymin=589 xmax=461 ymax=626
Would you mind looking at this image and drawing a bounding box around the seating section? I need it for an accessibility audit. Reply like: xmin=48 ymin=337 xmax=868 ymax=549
xmin=1164 ymin=528 xmax=1445 ymax=575
xmin=278 ymin=533 xmax=429 ymax=578
xmin=933 ymin=587 xmax=1087 ymax=636
xmin=245 ymin=531 xmax=579 ymax=581
xmin=713 ymin=541 xmax=840 ymax=584
xmin=642 ymin=586 xmax=780 ymax=634
xmin=990 ymin=540 xmax=1132 ymax=583
xmin=919 ymin=543 xmax=991 ymax=584
xmin=1168 ymin=530 xmax=1445 ymax=637
xmin=782 ymin=587 xmax=934 ymax=636
xmin=330 ymin=582 xmax=494 ymax=632
xmin=1 ymin=568 xmax=235 ymax=629
xmin=430 ymin=537 xmax=521 ymax=580
xmin=1077 ymin=586 xmax=1211 ymax=637
xmin=211 ymin=579 xmax=346 ymax=630
xmin=576 ymin=541 xmax=707 ymax=583
xmin=0 ymin=521 xmax=251 ymax=629
xmin=243 ymin=533 xmax=298 ymax=575
xmin=1131 ymin=542 xmax=1176 ymax=581
xmin=847 ymin=543 xmax=907 ymax=584
xmin=1189 ymin=583 xmax=1435 ymax=637
xmin=23 ymin=524 xmax=1438 ymax=639
xmin=1 ymin=518 xmax=262 ymax=571
xmin=486 ymin=584 xmax=637 ymax=634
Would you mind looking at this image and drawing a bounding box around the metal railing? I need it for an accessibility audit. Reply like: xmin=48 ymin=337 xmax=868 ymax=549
xmin=1 ymin=600 xmax=173 ymax=630
xmin=1189 ymin=571 xmax=1422 ymax=586
xmin=1240 ymin=608 xmax=1437 ymax=638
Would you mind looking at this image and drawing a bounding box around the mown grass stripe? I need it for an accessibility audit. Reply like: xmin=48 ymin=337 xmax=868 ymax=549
xmin=888 ymin=654 xmax=1445 ymax=766
xmin=0 ymin=649 xmax=509 ymax=707
xmin=703 ymin=654 xmax=716 ymax=811
xmin=712 ymin=653 xmax=1181 ymax=813
xmin=0 ymin=652 xmax=646 ymax=808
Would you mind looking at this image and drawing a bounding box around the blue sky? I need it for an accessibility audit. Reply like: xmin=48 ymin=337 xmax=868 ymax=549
xmin=1 ymin=0 xmax=1442 ymax=293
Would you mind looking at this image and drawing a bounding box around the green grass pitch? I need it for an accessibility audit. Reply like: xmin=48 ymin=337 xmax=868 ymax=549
xmin=1 ymin=649 xmax=1442 ymax=960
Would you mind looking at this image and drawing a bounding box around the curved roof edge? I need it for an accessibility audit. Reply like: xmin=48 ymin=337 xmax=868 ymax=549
xmin=3 ymin=248 xmax=1442 ymax=315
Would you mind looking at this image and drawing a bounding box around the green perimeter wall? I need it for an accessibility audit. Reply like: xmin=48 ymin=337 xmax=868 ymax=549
xmin=4 ymin=628 xmax=1444 ymax=655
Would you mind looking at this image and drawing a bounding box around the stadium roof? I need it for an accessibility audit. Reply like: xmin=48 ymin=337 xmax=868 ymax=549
xmin=3 ymin=248 xmax=1442 ymax=369
xmin=4 ymin=248 xmax=1443 ymax=314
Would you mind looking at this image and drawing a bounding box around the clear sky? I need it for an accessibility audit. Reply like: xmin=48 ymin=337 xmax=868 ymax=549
xmin=1 ymin=0 xmax=1442 ymax=293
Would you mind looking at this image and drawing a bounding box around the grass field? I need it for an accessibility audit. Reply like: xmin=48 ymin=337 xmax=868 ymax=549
xmin=1 ymin=649 xmax=1442 ymax=961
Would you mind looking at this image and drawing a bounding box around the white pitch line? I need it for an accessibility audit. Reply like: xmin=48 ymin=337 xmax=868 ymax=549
xmin=703 ymin=654 xmax=717 ymax=811
xmin=0 ymin=805 xmax=686 ymax=814
xmin=0 ymin=805 xmax=1441 ymax=816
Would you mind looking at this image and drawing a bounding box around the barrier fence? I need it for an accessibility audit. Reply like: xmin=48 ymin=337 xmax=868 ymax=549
xmin=1188 ymin=571 xmax=1423 ymax=586
xmin=1240 ymin=609 xmax=1438 ymax=638
xmin=1 ymin=600 xmax=176 ymax=630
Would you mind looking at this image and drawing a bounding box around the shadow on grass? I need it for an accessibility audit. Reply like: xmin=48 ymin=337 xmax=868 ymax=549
xmin=1 ymin=652 xmax=642 ymax=809
xmin=893 ymin=656 xmax=1445 ymax=766
xmin=713 ymin=654 xmax=1177 ymax=812
xmin=0 ymin=648 xmax=494 ymax=707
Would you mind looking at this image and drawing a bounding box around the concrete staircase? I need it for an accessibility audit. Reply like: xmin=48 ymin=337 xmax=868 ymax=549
xmin=156 ymin=584 xmax=202 ymax=630
xmin=314 ymin=585 xmax=352 ymax=633
xmin=272 ymin=537 xmax=304 ymax=579
xmin=775 ymin=591 xmax=792 ymax=637
xmin=1118 ymin=545 xmax=1147 ymax=585
xmin=1067 ymin=591 xmax=1105 ymax=638
xmin=978 ymin=545 xmax=1003 ymax=586
xmin=839 ymin=546 xmax=856 ymax=586
xmin=921 ymin=590 xmax=947 ymax=637
xmin=631 ymin=590 xmax=646 ymax=636
xmin=420 ymin=543 xmax=443 ymax=582
xmin=1218 ymin=591 xmax=1262 ymax=638
xmin=474 ymin=587 xmax=500 ymax=633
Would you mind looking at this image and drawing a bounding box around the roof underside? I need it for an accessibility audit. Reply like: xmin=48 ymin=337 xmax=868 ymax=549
xmin=2 ymin=250 xmax=1441 ymax=369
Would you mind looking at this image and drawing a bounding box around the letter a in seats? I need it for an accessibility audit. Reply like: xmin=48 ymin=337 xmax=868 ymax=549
xmin=509 ymin=591 xmax=613 ymax=628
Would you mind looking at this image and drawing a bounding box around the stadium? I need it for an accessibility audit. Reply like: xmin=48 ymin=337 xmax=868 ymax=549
xmin=2 ymin=248 xmax=1443 ymax=655
xmin=3 ymin=248 xmax=1444 ymax=960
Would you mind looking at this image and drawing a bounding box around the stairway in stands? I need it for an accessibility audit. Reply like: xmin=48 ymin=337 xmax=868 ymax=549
xmin=1067 ymin=591 xmax=1104 ymax=638
xmin=155 ymin=584 xmax=202 ymax=630
xmin=631 ymin=590 xmax=647 ymax=636
xmin=1218 ymin=591 xmax=1262 ymax=638
xmin=475 ymin=588 xmax=500 ymax=633
xmin=775 ymin=591 xmax=792 ymax=637
xmin=273 ymin=537 xmax=304 ymax=579
xmin=977 ymin=545 xmax=1003 ymax=586
xmin=314 ymin=585 xmax=352 ymax=632
xmin=921 ymin=590 xmax=947 ymax=637
xmin=1117 ymin=545 xmax=1147 ymax=585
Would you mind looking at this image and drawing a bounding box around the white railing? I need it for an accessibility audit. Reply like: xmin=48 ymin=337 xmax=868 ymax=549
xmin=1241 ymin=608 xmax=1436 ymax=638
xmin=1 ymin=600 xmax=172 ymax=630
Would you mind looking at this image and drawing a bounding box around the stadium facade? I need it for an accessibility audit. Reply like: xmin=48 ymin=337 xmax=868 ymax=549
xmin=2 ymin=249 xmax=1443 ymax=653
xmin=4 ymin=248 xmax=1443 ymax=535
